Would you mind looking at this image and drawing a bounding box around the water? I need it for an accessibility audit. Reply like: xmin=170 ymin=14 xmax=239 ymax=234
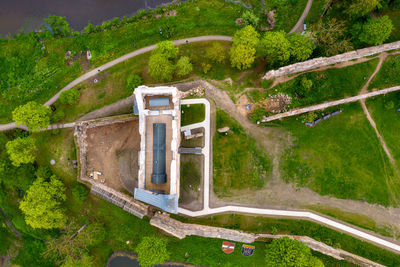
xmin=108 ymin=256 xmax=183 ymax=267
xmin=0 ymin=0 xmax=173 ymax=36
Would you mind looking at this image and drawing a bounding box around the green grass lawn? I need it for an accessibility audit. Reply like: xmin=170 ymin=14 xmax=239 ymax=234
xmin=213 ymin=109 xmax=271 ymax=196
xmin=305 ymin=0 xmax=326 ymax=24
xmin=250 ymin=58 xmax=379 ymax=122
xmin=369 ymin=54 xmax=400 ymax=90
xmin=175 ymin=213 xmax=400 ymax=267
xmin=180 ymin=155 xmax=202 ymax=194
xmin=366 ymin=92 xmax=400 ymax=169
xmin=277 ymin=102 xmax=399 ymax=206
xmin=181 ymin=103 xmax=205 ymax=126
xmin=265 ymin=0 xmax=309 ymax=32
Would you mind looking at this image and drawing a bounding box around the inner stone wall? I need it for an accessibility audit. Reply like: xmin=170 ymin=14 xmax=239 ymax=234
xmin=263 ymin=41 xmax=400 ymax=80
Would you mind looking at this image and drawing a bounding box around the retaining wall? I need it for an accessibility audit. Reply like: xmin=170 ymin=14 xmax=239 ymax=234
xmin=151 ymin=213 xmax=384 ymax=267
xmin=262 ymin=41 xmax=400 ymax=80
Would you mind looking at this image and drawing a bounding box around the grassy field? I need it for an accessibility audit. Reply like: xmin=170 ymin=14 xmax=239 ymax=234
xmin=213 ymin=109 xmax=271 ymax=196
xmin=276 ymin=102 xmax=399 ymax=206
xmin=180 ymin=155 xmax=202 ymax=194
xmin=265 ymin=0 xmax=309 ymax=32
xmin=181 ymin=103 xmax=205 ymax=126
xmin=366 ymin=92 xmax=400 ymax=169
xmin=369 ymin=54 xmax=400 ymax=90
xmin=175 ymin=213 xmax=400 ymax=267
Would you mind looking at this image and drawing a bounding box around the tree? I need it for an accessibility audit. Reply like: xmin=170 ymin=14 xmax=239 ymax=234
xmin=287 ymin=33 xmax=316 ymax=62
xmin=230 ymin=45 xmax=256 ymax=70
xmin=232 ymin=25 xmax=260 ymax=48
xmin=12 ymin=101 xmax=51 ymax=132
xmin=242 ymin=11 xmax=260 ymax=28
xmin=126 ymin=74 xmax=143 ymax=91
xmin=230 ymin=26 xmax=259 ymax=70
xmin=84 ymin=23 xmax=95 ymax=34
xmin=45 ymin=221 xmax=105 ymax=264
xmin=41 ymin=16 xmax=73 ymax=37
xmin=309 ymin=18 xmax=353 ymax=56
xmin=148 ymin=54 xmax=175 ymax=81
xmin=265 ymin=237 xmax=324 ymax=267
xmin=136 ymin=236 xmax=170 ymax=267
xmin=61 ymin=253 xmax=93 ymax=267
xmin=51 ymin=110 xmax=65 ymax=123
xmin=359 ymin=16 xmax=393 ymax=45
xmin=6 ymin=136 xmax=36 ymax=167
xmin=19 ymin=176 xmax=66 ymax=229
xmin=152 ymin=40 xmax=178 ymax=59
xmin=206 ymin=42 xmax=226 ymax=63
xmin=176 ymin=56 xmax=193 ymax=77
xmin=59 ymin=89 xmax=80 ymax=105
xmin=346 ymin=0 xmax=381 ymax=17
xmin=260 ymin=31 xmax=291 ymax=64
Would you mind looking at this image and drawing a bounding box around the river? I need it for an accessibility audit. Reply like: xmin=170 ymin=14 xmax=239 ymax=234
xmin=0 ymin=0 xmax=173 ymax=36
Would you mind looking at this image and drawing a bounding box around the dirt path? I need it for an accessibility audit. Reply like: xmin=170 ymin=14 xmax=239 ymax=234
xmin=289 ymin=0 xmax=314 ymax=33
xmin=177 ymin=80 xmax=400 ymax=236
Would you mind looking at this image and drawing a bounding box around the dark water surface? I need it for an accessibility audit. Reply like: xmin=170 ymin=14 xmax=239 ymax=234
xmin=108 ymin=256 xmax=182 ymax=267
xmin=0 ymin=0 xmax=172 ymax=36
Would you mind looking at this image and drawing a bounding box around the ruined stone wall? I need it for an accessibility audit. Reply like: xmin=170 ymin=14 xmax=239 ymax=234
xmin=151 ymin=213 xmax=385 ymax=267
xmin=74 ymin=115 xmax=148 ymax=219
xmin=263 ymin=41 xmax=400 ymax=80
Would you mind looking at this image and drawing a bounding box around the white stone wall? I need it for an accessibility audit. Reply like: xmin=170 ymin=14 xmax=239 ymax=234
xmin=263 ymin=41 xmax=400 ymax=80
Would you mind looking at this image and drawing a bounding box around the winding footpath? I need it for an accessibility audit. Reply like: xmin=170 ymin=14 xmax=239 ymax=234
xmin=0 ymin=35 xmax=232 ymax=132
xmin=289 ymin=0 xmax=314 ymax=33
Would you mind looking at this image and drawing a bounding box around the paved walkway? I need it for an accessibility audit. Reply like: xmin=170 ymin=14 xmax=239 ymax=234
xmin=261 ymin=85 xmax=400 ymax=122
xmin=289 ymin=0 xmax=313 ymax=33
xmin=180 ymin=98 xmax=211 ymax=210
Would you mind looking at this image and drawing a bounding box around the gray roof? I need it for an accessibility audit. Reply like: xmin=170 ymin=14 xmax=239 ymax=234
xmin=134 ymin=188 xmax=178 ymax=213
xmin=152 ymin=123 xmax=166 ymax=184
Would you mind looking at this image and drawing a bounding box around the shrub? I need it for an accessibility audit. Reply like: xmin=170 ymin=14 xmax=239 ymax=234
xmin=71 ymin=183 xmax=89 ymax=202
xmin=176 ymin=56 xmax=193 ymax=77
xmin=126 ymin=74 xmax=143 ymax=92
xmin=206 ymin=42 xmax=226 ymax=63
xmin=201 ymin=62 xmax=212 ymax=74
xmin=301 ymin=77 xmax=313 ymax=90
xmin=51 ymin=110 xmax=65 ymax=123
xmin=242 ymin=11 xmax=260 ymax=28
xmin=136 ymin=236 xmax=170 ymax=267
xmin=59 ymin=89 xmax=80 ymax=105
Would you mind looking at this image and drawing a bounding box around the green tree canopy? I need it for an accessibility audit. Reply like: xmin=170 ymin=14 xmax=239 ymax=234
xmin=206 ymin=42 xmax=226 ymax=63
xmin=359 ymin=16 xmax=393 ymax=45
xmin=136 ymin=236 xmax=170 ymax=267
xmin=260 ymin=31 xmax=291 ymax=64
xmin=232 ymin=25 xmax=260 ymax=48
xmin=242 ymin=11 xmax=260 ymax=28
xmin=287 ymin=33 xmax=316 ymax=62
xmin=12 ymin=101 xmax=51 ymax=132
xmin=41 ymin=16 xmax=73 ymax=37
xmin=176 ymin=56 xmax=193 ymax=77
xmin=152 ymin=40 xmax=178 ymax=59
xmin=346 ymin=0 xmax=381 ymax=17
xmin=6 ymin=136 xmax=37 ymax=167
xmin=59 ymin=89 xmax=80 ymax=105
xmin=230 ymin=44 xmax=256 ymax=70
xmin=19 ymin=176 xmax=66 ymax=229
xmin=148 ymin=54 xmax=175 ymax=81
xmin=265 ymin=237 xmax=324 ymax=267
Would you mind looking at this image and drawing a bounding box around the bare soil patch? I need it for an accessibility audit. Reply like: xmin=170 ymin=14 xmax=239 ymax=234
xmin=85 ymin=119 xmax=140 ymax=193
xmin=179 ymin=154 xmax=204 ymax=211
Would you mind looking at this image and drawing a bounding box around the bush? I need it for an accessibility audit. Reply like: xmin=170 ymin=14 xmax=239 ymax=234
xmin=126 ymin=74 xmax=143 ymax=92
xmin=71 ymin=183 xmax=89 ymax=202
xmin=136 ymin=236 xmax=170 ymax=267
xmin=301 ymin=77 xmax=313 ymax=90
xmin=242 ymin=11 xmax=260 ymax=28
xmin=176 ymin=56 xmax=193 ymax=77
xmin=206 ymin=42 xmax=226 ymax=63
xmin=59 ymin=89 xmax=80 ymax=105
xmin=51 ymin=110 xmax=65 ymax=123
